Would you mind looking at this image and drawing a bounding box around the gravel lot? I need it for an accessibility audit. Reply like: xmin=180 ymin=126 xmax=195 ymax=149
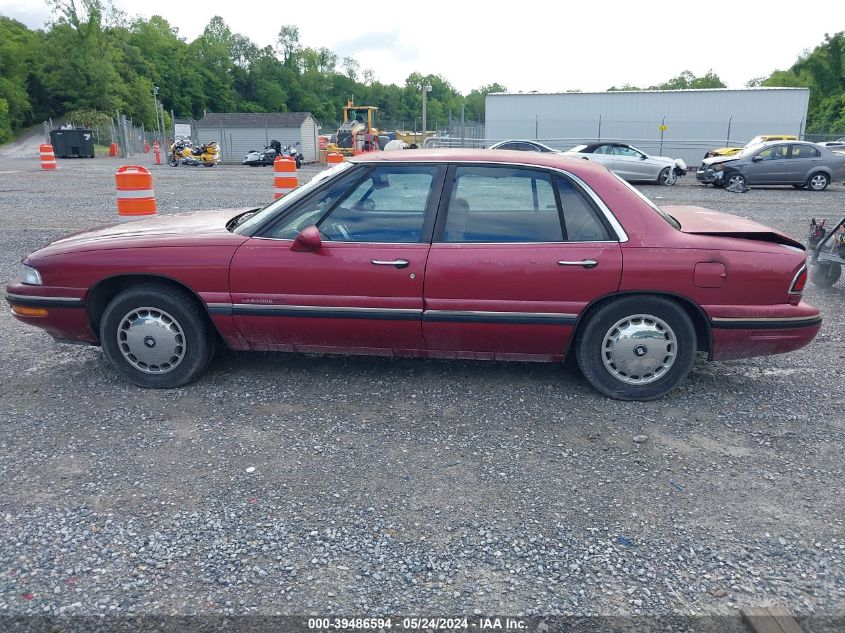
xmin=0 ymin=154 xmax=843 ymax=627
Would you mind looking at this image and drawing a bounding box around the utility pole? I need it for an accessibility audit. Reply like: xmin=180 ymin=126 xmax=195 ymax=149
xmin=421 ymin=83 xmax=431 ymax=143
xmin=152 ymin=86 xmax=162 ymax=143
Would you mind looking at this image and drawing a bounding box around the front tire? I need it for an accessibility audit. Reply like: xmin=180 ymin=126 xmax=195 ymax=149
xmin=658 ymin=167 xmax=677 ymax=186
xmin=806 ymin=172 xmax=830 ymax=191
xmin=723 ymin=171 xmax=746 ymax=189
xmin=811 ymin=262 xmax=841 ymax=287
xmin=100 ymin=284 xmax=215 ymax=388
xmin=575 ymin=296 xmax=696 ymax=401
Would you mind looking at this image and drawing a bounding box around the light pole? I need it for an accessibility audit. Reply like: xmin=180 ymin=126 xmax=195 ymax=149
xmin=421 ymin=83 xmax=432 ymax=142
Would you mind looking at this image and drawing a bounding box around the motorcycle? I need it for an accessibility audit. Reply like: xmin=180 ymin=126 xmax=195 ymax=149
xmin=243 ymin=140 xmax=281 ymax=167
xmin=169 ymin=139 xmax=221 ymax=167
xmin=283 ymin=142 xmax=303 ymax=169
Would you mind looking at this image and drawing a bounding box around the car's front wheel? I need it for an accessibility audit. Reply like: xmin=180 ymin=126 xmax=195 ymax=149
xmin=575 ymin=296 xmax=697 ymax=401
xmin=806 ymin=172 xmax=830 ymax=191
xmin=658 ymin=167 xmax=677 ymax=186
xmin=100 ymin=283 xmax=215 ymax=388
xmin=723 ymin=171 xmax=746 ymax=189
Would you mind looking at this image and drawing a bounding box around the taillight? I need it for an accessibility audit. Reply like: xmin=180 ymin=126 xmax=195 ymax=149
xmin=788 ymin=265 xmax=807 ymax=304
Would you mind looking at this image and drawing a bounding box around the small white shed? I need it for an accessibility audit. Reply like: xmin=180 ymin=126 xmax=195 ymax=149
xmin=194 ymin=112 xmax=319 ymax=164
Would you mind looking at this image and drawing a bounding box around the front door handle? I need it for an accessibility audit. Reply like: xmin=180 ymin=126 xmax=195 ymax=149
xmin=372 ymin=259 xmax=409 ymax=268
xmin=558 ymin=259 xmax=598 ymax=269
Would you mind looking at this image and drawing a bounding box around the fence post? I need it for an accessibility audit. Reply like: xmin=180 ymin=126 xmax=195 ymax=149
xmin=726 ymin=115 xmax=732 ymax=146
xmin=460 ymin=105 xmax=465 ymax=148
xmin=597 ymin=115 xmax=602 ymax=142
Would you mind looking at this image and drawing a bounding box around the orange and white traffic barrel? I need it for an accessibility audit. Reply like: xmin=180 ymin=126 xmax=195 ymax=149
xmin=274 ymin=156 xmax=298 ymax=199
xmin=326 ymin=152 xmax=344 ymax=165
xmin=115 ymin=165 xmax=156 ymax=221
xmin=39 ymin=144 xmax=57 ymax=170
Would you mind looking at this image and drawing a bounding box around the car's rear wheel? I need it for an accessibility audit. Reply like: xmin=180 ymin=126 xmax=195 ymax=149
xmin=100 ymin=283 xmax=215 ymax=388
xmin=811 ymin=262 xmax=841 ymax=287
xmin=658 ymin=167 xmax=677 ymax=186
xmin=575 ymin=296 xmax=696 ymax=401
xmin=723 ymin=171 xmax=746 ymax=189
xmin=806 ymin=172 xmax=830 ymax=191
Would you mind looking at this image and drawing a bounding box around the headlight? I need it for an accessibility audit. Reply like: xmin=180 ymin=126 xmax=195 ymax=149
xmin=20 ymin=263 xmax=42 ymax=285
xmin=713 ymin=164 xmax=724 ymax=172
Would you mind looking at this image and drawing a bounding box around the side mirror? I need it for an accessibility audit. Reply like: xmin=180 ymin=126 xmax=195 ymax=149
xmin=640 ymin=155 xmax=647 ymax=160
xmin=752 ymin=155 xmax=763 ymax=162
xmin=291 ymin=225 xmax=322 ymax=252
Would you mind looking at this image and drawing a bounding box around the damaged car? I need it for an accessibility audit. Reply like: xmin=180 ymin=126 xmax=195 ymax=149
xmin=564 ymin=143 xmax=686 ymax=185
xmin=696 ymin=140 xmax=845 ymax=191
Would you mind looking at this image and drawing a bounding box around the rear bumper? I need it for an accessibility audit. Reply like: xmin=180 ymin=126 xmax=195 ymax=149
xmin=708 ymin=302 xmax=821 ymax=361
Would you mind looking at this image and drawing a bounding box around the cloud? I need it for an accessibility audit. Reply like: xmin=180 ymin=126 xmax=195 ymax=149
xmin=0 ymin=1 xmax=52 ymax=29
xmin=333 ymin=30 xmax=420 ymax=64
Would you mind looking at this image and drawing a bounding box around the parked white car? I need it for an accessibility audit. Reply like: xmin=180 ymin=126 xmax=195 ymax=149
xmin=564 ymin=142 xmax=687 ymax=185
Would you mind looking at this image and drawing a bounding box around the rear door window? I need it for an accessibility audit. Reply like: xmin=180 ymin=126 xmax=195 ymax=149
xmin=442 ymin=166 xmax=562 ymax=242
xmin=788 ymin=144 xmax=820 ymax=159
xmin=557 ymin=177 xmax=611 ymax=241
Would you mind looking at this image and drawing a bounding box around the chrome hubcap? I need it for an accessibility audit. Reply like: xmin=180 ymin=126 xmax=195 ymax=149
xmin=117 ymin=307 xmax=185 ymax=374
xmin=811 ymin=175 xmax=826 ymax=189
xmin=601 ymin=314 xmax=677 ymax=385
xmin=662 ymin=169 xmax=676 ymax=185
xmin=727 ymin=175 xmax=743 ymax=187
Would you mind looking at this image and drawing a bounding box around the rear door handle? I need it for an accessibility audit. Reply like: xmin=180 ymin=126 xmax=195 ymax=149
xmin=372 ymin=259 xmax=409 ymax=268
xmin=558 ymin=259 xmax=598 ymax=268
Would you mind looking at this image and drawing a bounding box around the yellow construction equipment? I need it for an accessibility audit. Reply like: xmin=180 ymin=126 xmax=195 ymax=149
xmin=329 ymin=100 xmax=380 ymax=156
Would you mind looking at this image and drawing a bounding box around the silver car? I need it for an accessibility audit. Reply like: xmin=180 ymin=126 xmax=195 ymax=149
xmin=697 ymin=141 xmax=845 ymax=191
xmin=563 ymin=143 xmax=687 ymax=185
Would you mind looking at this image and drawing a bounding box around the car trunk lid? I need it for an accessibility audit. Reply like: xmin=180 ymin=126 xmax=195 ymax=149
xmin=661 ymin=205 xmax=804 ymax=249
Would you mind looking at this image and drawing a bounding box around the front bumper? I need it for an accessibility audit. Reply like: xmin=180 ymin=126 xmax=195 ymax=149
xmin=696 ymin=167 xmax=722 ymax=184
xmin=5 ymin=283 xmax=97 ymax=344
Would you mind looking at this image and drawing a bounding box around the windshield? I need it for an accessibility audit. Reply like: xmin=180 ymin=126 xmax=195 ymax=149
xmin=611 ymin=172 xmax=680 ymax=230
xmin=739 ymin=143 xmax=767 ymax=158
xmin=232 ymin=162 xmax=355 ymax=234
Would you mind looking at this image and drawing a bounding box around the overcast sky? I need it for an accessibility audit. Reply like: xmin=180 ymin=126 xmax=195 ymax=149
xmin=2 ymin=0 xmax=844 ymax=94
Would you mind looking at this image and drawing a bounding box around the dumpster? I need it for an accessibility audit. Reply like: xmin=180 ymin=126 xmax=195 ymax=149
xmin=49 ymin=128 xmax=95 ymax=158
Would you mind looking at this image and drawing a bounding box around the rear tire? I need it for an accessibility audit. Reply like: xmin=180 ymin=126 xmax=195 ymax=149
xmin=575 ymin=296 xmax=696 ymax=401
xmin=100 ymin=283 xmax=215 ymax=388
xmin=811 ymin=262 xmax=841 ymax=287
xmin=806 ymin=172 xmax=830 ymax=191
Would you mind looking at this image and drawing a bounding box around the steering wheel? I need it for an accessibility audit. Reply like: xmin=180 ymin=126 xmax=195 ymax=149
xmin=355 ymin=198 xmax=376 ymax=211
xmin=325 ymin=222 xmax=351 ymax=240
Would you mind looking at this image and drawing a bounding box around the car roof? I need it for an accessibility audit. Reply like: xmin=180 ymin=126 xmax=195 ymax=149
xmin=581 ymin=142 xmax=631 ymax=151
xmin=350 ymin=148 xmax=610 ymax=178
xmin=753 ymin=139 xmax=820 ymax=147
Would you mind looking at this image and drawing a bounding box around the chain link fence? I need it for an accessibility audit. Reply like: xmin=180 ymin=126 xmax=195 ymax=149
xmin=42 ymin=113 xmax=162 ymax=158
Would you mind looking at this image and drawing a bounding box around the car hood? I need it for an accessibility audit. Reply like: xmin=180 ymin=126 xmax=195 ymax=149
xmin=702 ymin=154 xmax=741 ymax=167
xmin=32 ymin=209 xmax=251 ymax=257
xmin=662 ymin=205 xmax=804 ymax=249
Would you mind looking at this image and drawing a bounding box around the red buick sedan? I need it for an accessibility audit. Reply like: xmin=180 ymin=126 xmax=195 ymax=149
xmin=5 ymin=150 xmax=820 ymax=400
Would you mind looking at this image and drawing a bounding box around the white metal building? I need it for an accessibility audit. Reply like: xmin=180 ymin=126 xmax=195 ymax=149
xmin=194 ymin=112 xmax=319 ymax=164
xmin=485 ymin=88 xmax=810 ymax=165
